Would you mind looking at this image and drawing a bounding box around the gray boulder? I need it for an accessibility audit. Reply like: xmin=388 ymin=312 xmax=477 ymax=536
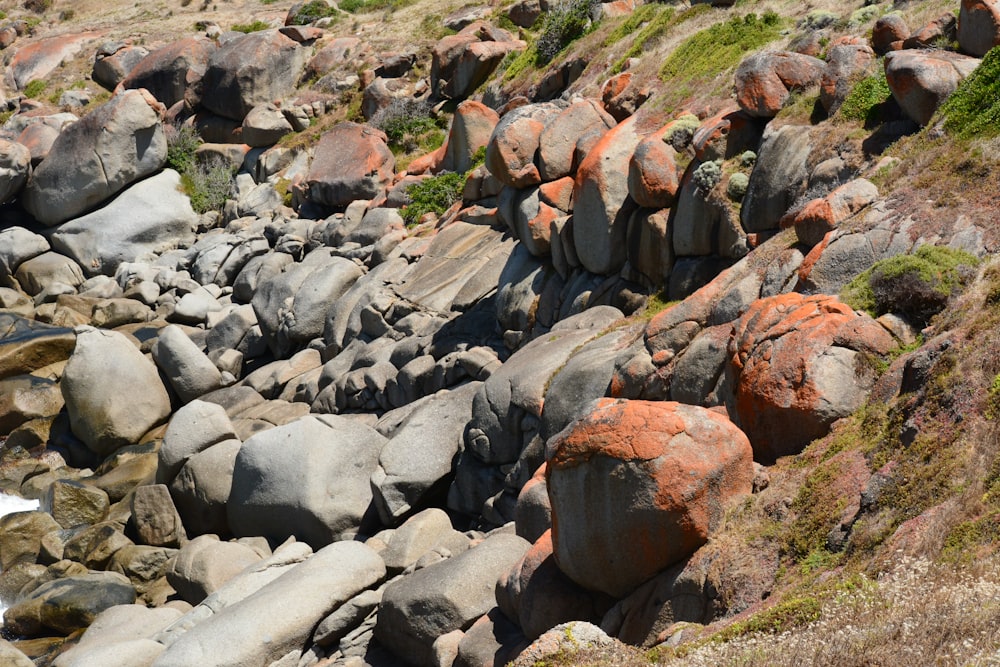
xmin=62 ymin=327 xmax=172 ymax=457
xmin=371 ymin=382 xmax=481 ymax=525
xmin=201 ymin=29 xmax=309 ymax=121
xmin=151 ymin=325 xmax=224 ymax=404
xmin=50 ymin=170 xmax=198 ymax=278
xmin=170 ymin=439 xmax=242 ymax=537
xmin=0 ymin=138 xmax=30 ymax=204
xmin=376 ymin=532 xmax=530 ymax=667
xmin=157 ymin=400 xmax=239 ymax=485
xmin=740 ymin=124 xmax=812 ymax=233
xmin=14 ymin=252 xmax=85 ymax=296
xmin=228 ymin=415 xmax=386 ymax=547
xmin=131 ymin=484 xmax=188 ymax=548
xmin=119 ymin=36 xmax=216 ymax=108
xmin=23 ymin=90 xmax=167 ymax=226
xmin=251 ymin=248 xmax=364 ymax=357
xmin=151 ymin=541 xmax=385 ymax=667
xmin=51 ymin=604 xmax=181 ymax=667
xmin=167 ymin=535 xmax=263 ymax=605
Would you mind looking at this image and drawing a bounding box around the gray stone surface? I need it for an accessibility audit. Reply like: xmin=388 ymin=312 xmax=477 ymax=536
xmin=51 ymin=170 xmax=198 ymax=278
xmin=228 ymin=415 xmax=386 ymax=547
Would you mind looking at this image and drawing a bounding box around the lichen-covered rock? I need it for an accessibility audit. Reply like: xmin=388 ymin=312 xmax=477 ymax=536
xmin=884 ymin=49 xmax=980 ymax=126
xmin=735 ymin=51 xmax=826 ymax=117
xmin=546 ymin=399 xmax=754 ymax=597
xmin=872 ymin=14 xmax=909 ymax=55
xmin=820 ymin=43 xmax=876 ymax=114
xmin=119 ymin=36 xmax=215 ymax=108
xmin=305 ymin=122 xmax=395 ymax=208
xmin=573 ymin=115 xmax=645 ymax=275
xmin=782 ymin=178 xmax=880 ymax=247
xmin=431 ymin=21 xmax=524 ymax=100
xmin=728 ymin=293 xmax=897 ymax=462
xmin=959 ymin=0 xmax=1000 ymax=56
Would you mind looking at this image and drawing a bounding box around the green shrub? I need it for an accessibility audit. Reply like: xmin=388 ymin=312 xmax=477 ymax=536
xmin=838 ymin=67 xmax=891 ymax=126
xmin=402 ymin=172 xmax=465 ymax=225
xmin=692 ymin=159 xmax=722 ymax=195
xmin=338 ymin=0 xmax=410 ymax=14
xmin=22 ymin=79 xmax=47 ymax=98
xmin=166 ymin=124 xmax=201 ymax=175
xmin=288 ymin=0 xmax=338 ymax=23
xmin=940 ymin=45 xmax=1000 ymax=139
xmin=534 ymin=0 xmax=599 ymax=66
xmin=231 ymin=19 xmax=271 ymax=32
xmin=659 ymin=12 xmax=783 ymax=99
xmin=181 ymin=159 xmax=235 ymax=214
xmin=727 ymin=172 xmax=749 ymax=202
xmin=502 ymin=45 xmax=538 ymax=82
xmin=369 ymin=98 xmax=443 ymax=154
xmin=841 ymin=245 xmax=980 ymax=325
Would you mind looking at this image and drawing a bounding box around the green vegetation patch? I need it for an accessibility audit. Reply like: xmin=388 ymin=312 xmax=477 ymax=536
xmin=402 ymin=171 xmax=465 ymax=226
xmin=940 ymin=45 xmax=1000 ymax=139
xmin=288 ymin=0 xmax=339 ymax=22
xmin=231 ymin=19 xmax=270 ymax=32
xmin=841 ymin=245 xmax=980 ymax=326
xmin=22 ymin=79 xmax=47 ymax=99
xmin=167 ymin=124 xmax=234 ymax=214
xmin=601 ymin=2 xmax=660 ymax=47
xmin=658 ymin=12 xmax=783 ymax=99
xmin=534 ymin=0 xmax=599 ymax=66
xmin=339 ymin=0 xmax=410 ymax=14
xmin=838 ymin=66 xmax=891 ymax=126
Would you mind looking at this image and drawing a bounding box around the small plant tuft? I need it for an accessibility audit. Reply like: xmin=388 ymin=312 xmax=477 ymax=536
xmin=287 ymin=0 xmax=338 ymax=23
xmin=692 ymin=160 xmax=723 ymax=196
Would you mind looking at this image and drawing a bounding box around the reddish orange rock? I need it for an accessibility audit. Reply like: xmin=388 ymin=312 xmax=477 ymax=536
xmin=734 ymin=51 xmax=825 ymax=118
xmin=728 ymin=293 xmax=897 ymax=463
xmin=546 ymin=398 xmax=754 ymax=598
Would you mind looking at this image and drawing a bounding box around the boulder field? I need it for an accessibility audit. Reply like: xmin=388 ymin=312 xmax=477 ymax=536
xmin=0 ymin=1 xmax=995 ymax=666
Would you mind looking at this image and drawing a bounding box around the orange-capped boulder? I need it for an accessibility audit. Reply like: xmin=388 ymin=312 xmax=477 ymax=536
xmin=728 ymin=293 xmax=897 ymax=463
xmin=735 ymin=51 xmax=825 ymax=117
xmin=546 ymin=398 xmax=754 ymax=598
xmin=305 ymin=122 xmax=395 ymax=208
xmin=959 ymin=0 xmax=1000 ymax=56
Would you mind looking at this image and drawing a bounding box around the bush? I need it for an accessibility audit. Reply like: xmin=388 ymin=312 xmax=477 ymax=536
xmin=841 ymin=245 xmax=980 ymax=326
xmin=166 ymin=124 xmax=201 ymax=175
xmin=288 ymin=0 xmax=338 ymax=23
xmin=838 ymin=67 xmax=891 ymax=126
xmin=402 ymin=172 xmax=465 ymax=225
xmin=692 ymin=160 xmax=722 ymax=195
xmin=231 ymin=19 xmax=271 ymax=32
xmin=727 ymin=173 xmax=749 ymax=202
xmin=534 ymin=0 xmax=599 ymax=66
xmin=369 ymin=98 xmax=442 ymax=154
xmin=659 ymin=12 xmax=783 ymax=99
xmin=940 ymin=45 xmax=1000 ymax=139
xmin=181 ymin=159 xmax=235 ymax=214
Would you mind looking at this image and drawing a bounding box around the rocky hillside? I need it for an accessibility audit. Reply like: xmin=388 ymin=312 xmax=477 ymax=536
xmin=1 ymin=0 xmax=999 ymax=664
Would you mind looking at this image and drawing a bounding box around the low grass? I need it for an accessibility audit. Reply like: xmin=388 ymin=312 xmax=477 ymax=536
xmin=657 ymin=12 xmax=784 ymax=103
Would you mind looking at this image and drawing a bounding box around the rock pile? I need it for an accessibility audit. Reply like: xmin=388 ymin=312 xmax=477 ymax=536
xmin=0 ymin=0 xmax=991 ymax=665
